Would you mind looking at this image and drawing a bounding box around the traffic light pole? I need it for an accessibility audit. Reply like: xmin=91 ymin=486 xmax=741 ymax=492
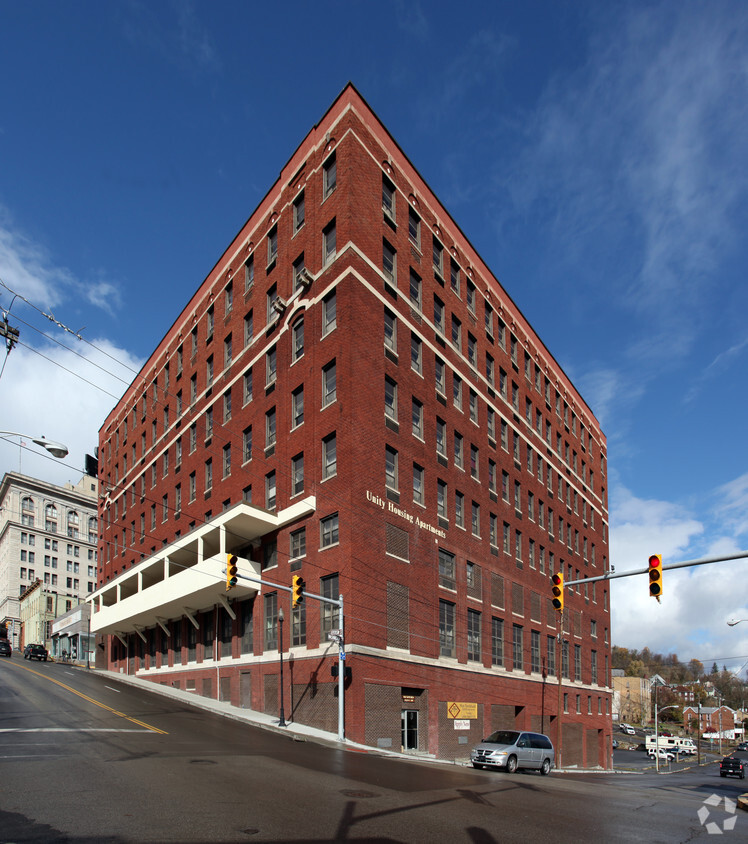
xmin=563 ymin=549 xmax=748 ymax=587
xmin=226 ymin=566 xmax=346 ymax=742
xmin=557 ymin=615 xmax=564 ymax=769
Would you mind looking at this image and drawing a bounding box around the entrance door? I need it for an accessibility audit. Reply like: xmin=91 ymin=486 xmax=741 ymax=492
xmin=401 ymin=710 xmax=418 ymax=751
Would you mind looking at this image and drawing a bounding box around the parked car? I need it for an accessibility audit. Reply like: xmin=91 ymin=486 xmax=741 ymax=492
xmin=735 ymin=741 xmax=748 ymax=752
xmin=470 ymin=730 xmax=555 ymax=775
xmin=720 ymin=756 xmax=746 ymax=779
xmin=0 ymin=640 xmax=11 ymax=657
xmin=612 ymin=739 xmax=619 ymax=749
xmin=23 ymin=643 xmax=48 ymax=661
xmin=620 ymin=724 xmax=636 ymax=735
xmin=648 ymin=748 xmax=675 ymax=762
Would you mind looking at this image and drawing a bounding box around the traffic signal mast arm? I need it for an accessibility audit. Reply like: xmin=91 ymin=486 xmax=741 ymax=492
xmin=222 ymin=564 xmax=342 ymax=609
xmin=563 ymin=549 xmax=748 ymax=586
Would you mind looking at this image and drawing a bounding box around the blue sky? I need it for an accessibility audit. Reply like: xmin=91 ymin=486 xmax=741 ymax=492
xmin=1 ymin=1 xmax=746 ymax=676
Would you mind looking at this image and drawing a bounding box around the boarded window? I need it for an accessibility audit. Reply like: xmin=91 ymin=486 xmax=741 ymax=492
xmin=387 ymin=581 xmax=409 ymax=649
xmin=385 ymin=523 xmax=409 ymax=561
xmin=491 ymin=572 xmax=505 ymax=608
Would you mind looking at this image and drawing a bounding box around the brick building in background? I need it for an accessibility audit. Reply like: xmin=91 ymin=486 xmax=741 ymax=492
xmin=90 ymin=84 xmax=612 ymax=766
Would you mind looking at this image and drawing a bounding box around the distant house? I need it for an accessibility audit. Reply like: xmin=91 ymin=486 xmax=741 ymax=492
xmin=683 ymin=705 xmax=738 ymax=736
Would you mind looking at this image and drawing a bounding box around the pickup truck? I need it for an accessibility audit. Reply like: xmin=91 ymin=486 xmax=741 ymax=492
xmin=23 ymin=643 xmax=48 ymax=661
xmin=720 ymin=756 xmax=746 ymax=779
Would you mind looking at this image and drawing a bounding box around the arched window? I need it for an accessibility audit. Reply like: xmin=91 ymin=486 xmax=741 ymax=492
xmin=21 ymin=497 xmax=34 ymax=527
xmin=67 ymin=510 xmax=79 ymax=539
xmin=45 ymin=504 xmax=58 ymax=533
xmin=88 ymin=516 xmax=98 ymax=543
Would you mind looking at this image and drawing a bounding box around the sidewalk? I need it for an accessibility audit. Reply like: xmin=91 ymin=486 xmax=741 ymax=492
xmin=73 ymin=664 xmax=650 ymax=774
xmin=78 ymin=664 xmax=432 ymax=763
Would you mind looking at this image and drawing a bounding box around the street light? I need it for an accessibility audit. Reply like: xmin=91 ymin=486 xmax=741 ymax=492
xmin=727 ymin=619 xmax=748 ymax=627
xmin=0 ymin=431 xmax=69 ymax=459
xmin=278 ymin=607 xmax=286 ymax=727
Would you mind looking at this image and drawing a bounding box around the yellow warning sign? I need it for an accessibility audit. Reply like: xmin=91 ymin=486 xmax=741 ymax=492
xmin=447 ymin=701 xmax=478 ymax=719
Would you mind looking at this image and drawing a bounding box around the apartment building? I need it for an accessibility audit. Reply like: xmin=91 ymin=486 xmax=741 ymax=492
xmin=91 ymin=84 xmax=612 ymax=765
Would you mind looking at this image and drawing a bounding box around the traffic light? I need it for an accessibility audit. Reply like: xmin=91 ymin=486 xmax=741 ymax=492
xmin=551 ymin=572 xmax=564 ymax=614
xmin=226 ymin=554 xmax=238 ymax=591
xmin=292 ymin=574 xmax=306 ymax=608
xmin=648 ymin=554 xmax=662 ymax=601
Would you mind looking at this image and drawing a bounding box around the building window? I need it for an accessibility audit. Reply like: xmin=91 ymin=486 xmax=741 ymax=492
xmin=412 ymin=398 xmax=423 ymax=439
xmin=290 ymin=527 xmax=306 ymax=560
xmin=293 ymin=253 xmax=306 ymax=291
xmin=450 ymin=259 xmax=460 ymax=296
xmin=322 ymin=360 xmax=336 ymax=406
xmin=384 ymin=308 xmax=397 ymax=353
xmin=321 ymin=291 xmax=337 ymax=337
xmin=383 ymin=239 xmax=396 ymax=285
xmin=438 ymin=548 xmax=455 ymax=590
xmin=320 ymin=513 xmax=339 ymax=548
xmin=189 ymin=471 xmax=196 ymax=502
xmin=264 ymin=592 xmax=278 ymax=651
xmin=243 ymin=368 xmax=253 ymax=405
xmin=222 ymin=444 xmax=231 ymax=478
xmin=265 ymin=471 xmax=276 ymax=510
xmin=385 ymin=445 xmax=398 ymax=491
xmin=323 ymin=220 xmax=336 ymax=265
xmin=435 ymin=356 xmax=446 ymax=394
xmin=244 ymin=255 xmax=254 ymax=292
xmin=323 ymin=152 xmax=336 ymax=198
xmin=205 ymin=459 xmax=212 ymax=492
xmin=413 ymin=463 xmax=424 ymax=505
xmin=454 ymin=432 xmax=464 ymax=469
xmin=265 ymin=408 xmax=276 ymax=449
xmin=439 ymin=600 xmax=455 ymax=657
xmin=455 ymin=491 xmax=465 ymax=528
xmin=491 ymin=618 xmax=504 ymax=667
xmin=531 ymin=630 xmax=540 ymax=673
xmin=291 ymin=386 xmax=304 ymax=429
xmin=433 ymin=237 xmax=443 ymax=277
xmin=223 ymin=390 xmax=232 ymax=423
xmin=320 ymin=573 xmax=339 ymax=634
xmin=384 ymin=376 xmax=397 ymax=421
xmin=291 ymin=453 xmax=304 ymax=496
xmin=471 ymin=501 xmax=480 ymax=537
xmin=382 ymin=175 xmax=395 ymax=220
xmin=409 ymin=269 xmax=421 ymax=310
xmin=513 ymin=624 xmax=523 ymax=671
xmin=434 ymin=295 xmax=445 ymax=334
xmin=408 ymin=207 xmax=421 ymax=249
xmin=267 ymin=225 xmax=278 ymax=267
xmin=436 ymin=417 xmax=447 ymax=458
xmin=293 ymin=191 xmax=305 ymax=233
xmin=292 ymin=318 xmax=304 ymax=361
xmin=244 ymin=310 xmax=254 ymax=348
xmin=242 ymin=426 xmax=252 ymax=464
xmin=467 ymin=609 xmax=481 ymax=662
xmin=410 ymin=333 xmax=422 ymax=374
xmin=437 ymin=479 xmax=447 ymax=518
xmin=264 ymin=346 xmax=277 ymax=387
xmin=322 ymin=433 xmax=337 ymax=479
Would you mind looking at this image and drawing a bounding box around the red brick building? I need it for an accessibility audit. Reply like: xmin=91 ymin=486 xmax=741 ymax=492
xmin=90 ymin=84 xmax=612 ymax=767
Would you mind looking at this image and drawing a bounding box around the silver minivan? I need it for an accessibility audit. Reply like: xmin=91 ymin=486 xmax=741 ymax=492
xmin=470 ymin=730 xmax=555 ymax=775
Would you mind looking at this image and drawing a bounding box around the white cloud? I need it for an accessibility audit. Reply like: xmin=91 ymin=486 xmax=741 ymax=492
xmin=0 ymin=337 xmax=143 ymax=488
xmin=0 ymin=210 xmax=141 ymax=487
xmin=610 ymin=481 xmax=748 ymax=676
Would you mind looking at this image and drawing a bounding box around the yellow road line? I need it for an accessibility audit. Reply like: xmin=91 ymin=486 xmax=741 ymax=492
xmin=8 ymin=662 xmax=168 ymax=734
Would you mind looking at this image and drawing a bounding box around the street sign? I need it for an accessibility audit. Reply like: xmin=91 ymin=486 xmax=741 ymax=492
xmin=328 ymin=632 xmax=341 ymax=641
xmin=329 ymin=629 xmax=341 ymax=637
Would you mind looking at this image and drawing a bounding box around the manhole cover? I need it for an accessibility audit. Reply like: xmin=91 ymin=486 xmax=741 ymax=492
xmin=340 ymin=789 xmax=378 ymax=799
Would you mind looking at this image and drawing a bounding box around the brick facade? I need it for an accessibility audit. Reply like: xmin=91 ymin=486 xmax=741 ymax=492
xmin=92 ymin=84 xmax=612 ymax=766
